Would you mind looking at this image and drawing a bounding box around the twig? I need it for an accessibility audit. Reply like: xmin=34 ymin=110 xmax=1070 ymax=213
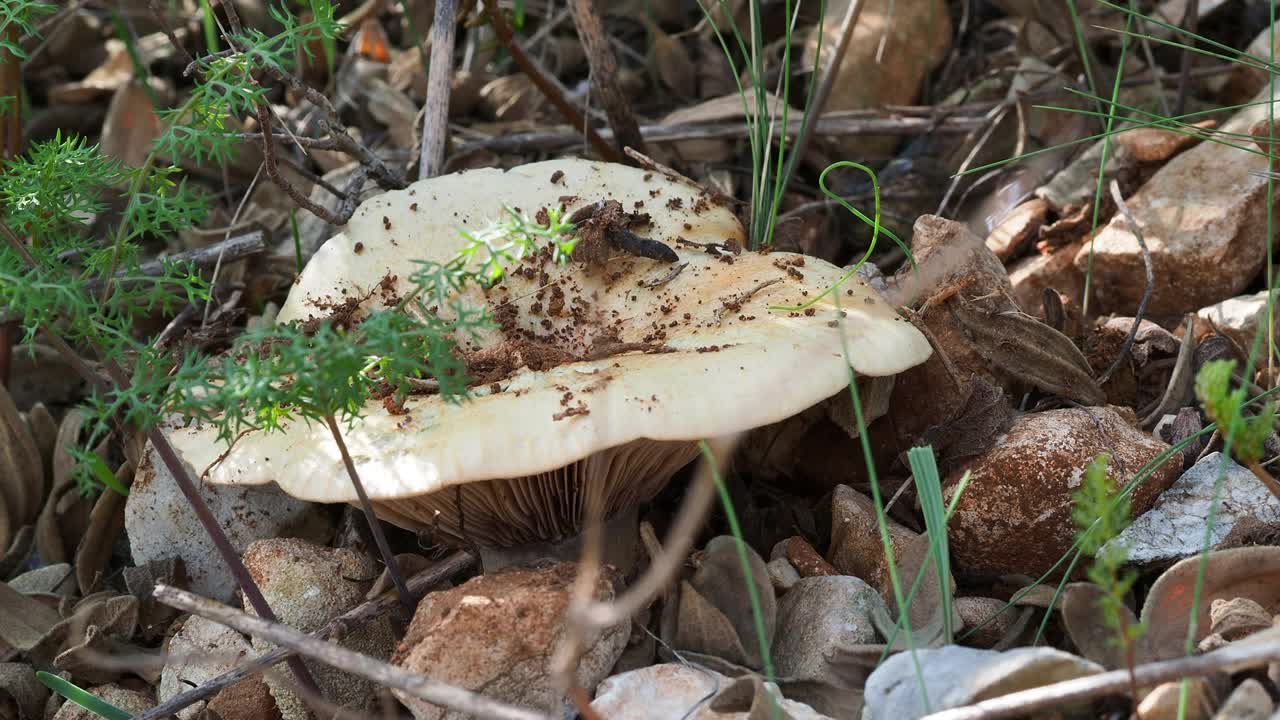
xmin=551 ymin=435 xmax=741 ymax=695
xmin=1096 ymin=179 xmax=1153 ymax=386
xmin=484 ymin=4 xmax=619 ymax=162
xmin=458 ymin=112 xmax=985 ymax=155
xmin=134 ymin=552 xmax=474 ymax=720
xmin=83 ymin=232 xmax=265 ymax=295
xmin=152 ymin=584 xmax=551 ymax=720
xmin=323 ymin=414 xmax=416 ymax=625
xmin=923 ymin=628 xmax=1280 ymax=720
xmin=567 ymin=0 xmax=645 ymax=158
xmin=419 ymin=0 xmax=458 ymax=179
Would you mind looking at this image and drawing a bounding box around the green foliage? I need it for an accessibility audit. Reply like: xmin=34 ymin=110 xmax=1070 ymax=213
xmin=36 ymin=672 xmax=131 ymax=720
xmin=908 ymin=446 xmax=955 ymax=644
xmin=698 ymin=0 xmax=824 ymax=249
xmin=1072 ymin=453 xmax=1146 ymax=647
xmin=154 ymin=0 xmax=342 ymax=165
xmin=1196 ymin=359 xmax=1277 ymax=465
xmin=175 ymin=206 xmax=576 ymax=449
xmin=0 ymin=0 xmax=56 ymax=60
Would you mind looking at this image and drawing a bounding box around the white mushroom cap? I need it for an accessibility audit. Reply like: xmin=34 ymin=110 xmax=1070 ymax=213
xmin=166 ymin=159 xmax=931 ymax=547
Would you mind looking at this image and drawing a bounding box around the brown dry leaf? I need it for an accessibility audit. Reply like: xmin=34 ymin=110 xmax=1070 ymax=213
xmin=46 ymin=39 xmax=134 ymax=105
xmin=1 ymin=385 xmax=43 ymax=543
xmin=707 ymin=676 xmax=809 ymax=720
xmin=660 ymin=93 xmax=797 ymax=164
xmin=1060 ymin=582 xmax=1139 ymax=670
xmin=672 ymin=581 xmax=756 ymax=669
xmin=37 ymin=411 xmax=103 ymax=565
xmin=650 ymin=25 xmax=695 ymax=98
xmin=1141 ymin=546 xmax=1280 ymax=661
xmin=805 ymin=0 xmax=952 ymax=160
xmin=950 ymin=295 xmax=1105 ymax=405
xmin=0 ymin=527 xmax=34 ymax=583
xmin=0 ymin=662 xmax=47 ymax=720
xmin=28 ymin=593 xmax=139 ymax=676
xmin=75 ymin=465 xmax=130 ymax=596
xmin=364 ymin=78 xmax=419 ymax=149
xmin=8 ymin=345 xmax=89 ymax=410
xmin=100 ymin=81 xmax=166 ymax=167
xmin=672 ymin=536 xmax=776 ymax=670
xmin=0 ymin=582 xmax=62 ymax=654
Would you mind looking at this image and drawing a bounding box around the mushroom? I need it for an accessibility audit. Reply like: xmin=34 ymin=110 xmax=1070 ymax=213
xmin=164 ymin=159 xmax=932 ymax=566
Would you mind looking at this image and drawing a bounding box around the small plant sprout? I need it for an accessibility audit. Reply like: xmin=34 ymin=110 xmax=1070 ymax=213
xmin=1071 ymin=452 xmax=1146 ymax=712
xmin=1195 ymin=359 xmax=1280 ymax=501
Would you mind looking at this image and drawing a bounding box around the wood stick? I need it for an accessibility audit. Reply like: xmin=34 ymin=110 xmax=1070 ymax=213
xmin=485 ymin=4 xmax=619 ymax=162
xmin=567 ymin=0 xmax=645 ymax=158
xmin=419 ymin=0 xmax=458 ymax=179
xmin=134 ymin=552 xmax=474 ymax=720
xmin=152 ymin=583 xmax=550 ymax=720
xmin=923 ymin=628 xmax=1280 ymax=720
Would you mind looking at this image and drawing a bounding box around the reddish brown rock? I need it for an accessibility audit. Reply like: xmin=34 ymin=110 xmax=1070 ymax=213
xmin=1072 ymin=83 xmax=1280 ymax=316
xmin=945 ymin=406 xmax=1180 ymax=577
xmin=392 ymin=562 xmax=627 ymax=720
xmin=985 ymin=198 xmax=1048 ymax=263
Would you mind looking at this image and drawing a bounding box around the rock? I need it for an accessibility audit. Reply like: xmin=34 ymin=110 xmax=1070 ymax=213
xmin=590 ymin=664 xmax=832 ymax=720
xmin=1137 ymin=679 xmax=1213 ymax=720
xmin=984 ymin=198 xmax=1048 ymax=262
xmin=781 ymin=537 xmax=836 ymax=578
xmin=392 ymin=562 xmax=627 ymax=720
xmin=946 ymin=406 xmax=1179 ymax=576
xmin=126 ymin=441 xmax=331 ymax=602
xmin=772 ymin=576 xmax=877 ymax=716
xmin=828 ymin=485 xmax=918 ymax=593
xmin=9 ymin=564 xmax=75 ymax=595
xmin=1197 ymin=291 xmax=1275 ymax=351
xmin=51 ymin=685 xmax=153 ymax=720
xmin=205 ymin=669 xmax=282 ymax=720
xmin=953 ymin=597 xmax=1027 ymax=649
xmin=1008 ymin=240 xmax=1085 ymax=321
xmin=1072 ymin=80 xmax=1280 ymax=316
xmin=863 ymin=646 xmax=1103 ymax=720
xmin=1213 ymin=678 xmax=1273 ymax=719
xmin=243 ymin=539 xmax=395 ymax=720
xmin=1107 ymin=453 xmax=1280 ymax=565
xmin=158 ymin=616 xmax=258 ymax=720
xmin=767 ymin=558 xmax=800 ymax=592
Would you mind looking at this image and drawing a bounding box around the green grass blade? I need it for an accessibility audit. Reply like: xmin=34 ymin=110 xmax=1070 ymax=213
xmin=1080 ymin=2 xmax=1135 ymax=317
xmin=198 ymin=0 xmax=219 ymax=54
xmin=908 ymin=446 xmax=953 ymax=643
xmin=769 ymin=161 xmax=913 ymax=313
xmin=832 ymin=291 xmax=930 ymax=712
xmin=37 ymin=673 xmax=131 ymax=720
xmin=700 ymin=440 xmax=781 ymax=720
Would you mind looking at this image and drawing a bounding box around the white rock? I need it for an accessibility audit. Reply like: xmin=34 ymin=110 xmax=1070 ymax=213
xmin=1197 ymin=291 xmax=1275 ymax=349
xmin=766 ymin=558 xmax=801 ymax=592
xmin=158 ymin=616 xmax=254 ymax=720
xmin=1107 ymin=452 xmax=1280 ymax=565
xmin=863 ymin=645 xmax=1103 ymax=720
xmin=591 ymin=664 xmax=832 ymax=720
xmin=126 ymin=441 xmax=330 ymax=602
xmin=774 ymin=576 xmax=878 ymax=683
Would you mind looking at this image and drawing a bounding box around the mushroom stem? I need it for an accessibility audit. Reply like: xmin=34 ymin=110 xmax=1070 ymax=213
xmin=324 ymin=413 xmax=418 ymax=623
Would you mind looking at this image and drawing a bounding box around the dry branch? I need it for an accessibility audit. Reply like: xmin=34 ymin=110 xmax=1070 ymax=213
xmin=152 ymin=583 xmax=551 ymax=720
xmin=135 ymin=551 xmax=474 ymax=720
xmin=924 ymin=628 xmax=1280 ymax=720
xmin=567 ymin=0 xmax=645 ymax=158
xmin=419 ymin=0 xmax=458 ymax=179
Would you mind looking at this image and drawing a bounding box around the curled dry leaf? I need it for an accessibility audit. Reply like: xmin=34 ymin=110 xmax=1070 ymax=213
xmin=0 ymin=384 xmax=44 ymax=549
xmin=75 ymin=462 xmax=131 ymax=597
xmin=670 ymin=536 xmax=775 ymax=671
xmin=1060 ymin=581 xmax=1141 ymax=670
xmin=1141 ymin=546 xmax=1280 ymax=661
